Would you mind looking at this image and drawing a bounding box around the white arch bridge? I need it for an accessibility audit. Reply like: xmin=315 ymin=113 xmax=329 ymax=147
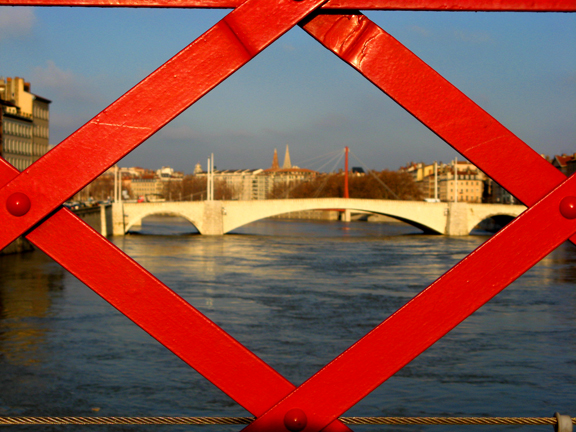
xmin=112 ymin=199 xmax=525 ymax=236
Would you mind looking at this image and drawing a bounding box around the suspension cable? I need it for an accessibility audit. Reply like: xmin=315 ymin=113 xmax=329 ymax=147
xmin=313 ymin=150 xmax=345 ymax=198
xmin=348 ymin=150 xmax=400 ymax=200
xmin=296 ymin=149 xmax=345 ymax=171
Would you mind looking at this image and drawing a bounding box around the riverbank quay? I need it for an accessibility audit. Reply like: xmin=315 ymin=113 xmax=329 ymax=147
xmin=0 ymin=203 xmax=112 ymax=255
xmin=72 ymin=204 xmax=113 ymax=237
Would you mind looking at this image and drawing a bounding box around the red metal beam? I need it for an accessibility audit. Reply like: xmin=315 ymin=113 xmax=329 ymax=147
xmin=0 ymin=0 xmax=329 ymax=252
xmin=240 ymin=165 xmax=576 ymax=432
xmin=236 ymin=12 xmax=576 ymax=432
xmin=302 ymin=13 xmax=568 ymax=209
xmin=1 ymin=0 xmax=575 ymax=10
xmin=301 ymin=12 xmax=576 ymax=245
xmin=0 ymin=161 xmax=351 ymax=432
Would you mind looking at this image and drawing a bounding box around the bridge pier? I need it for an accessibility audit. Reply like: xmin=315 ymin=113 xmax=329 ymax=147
xmin=445 ymin=203 xmax=469 ymax=236
xmin=341 ymin=209 xmax=351 ymax=222
xmin=112 ymin=202 xmax=125 ymax=236
xmin=202 ymin=201 xmax=225 ymax=235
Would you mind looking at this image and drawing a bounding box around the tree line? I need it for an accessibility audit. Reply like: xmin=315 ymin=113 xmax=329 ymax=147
xmin=268 ymin=170 xmax=422 ymax=200
xmin=72 ymin=174 xmax=235 ymax=202
xmin=73 ymin=170 xmax=420 ymax=202
xmin=163 ymin=176 xmax=234 ymax=201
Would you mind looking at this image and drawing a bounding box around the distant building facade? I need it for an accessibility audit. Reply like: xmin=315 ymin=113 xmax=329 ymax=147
xmin=401 ymin=160 xmax=485 ymax=203
xmin=195 ymin=145 xmax=317 ymax=200
xmin=0 ymin=76 xmax=51 ymax=171
xmin=552 ymin=153 xmax=576 ymax=177
xmin=129 ymin=166 xmax=183 ymax=201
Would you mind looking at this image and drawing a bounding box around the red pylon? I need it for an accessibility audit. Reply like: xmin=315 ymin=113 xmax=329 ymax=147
xmin=344 ymin=146 xmax=349 ymax=199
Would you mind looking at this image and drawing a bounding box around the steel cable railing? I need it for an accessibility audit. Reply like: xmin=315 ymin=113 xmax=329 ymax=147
xmin=0 ymin=415 xmax=573 ymax=426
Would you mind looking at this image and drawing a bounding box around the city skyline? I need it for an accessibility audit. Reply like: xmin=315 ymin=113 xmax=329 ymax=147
xmin=1 ymin=6 xmax=575 ymax=173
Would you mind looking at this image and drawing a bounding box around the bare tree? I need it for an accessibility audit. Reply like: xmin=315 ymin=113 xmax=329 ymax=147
xmin=268 ymin=170 xmax=422 ymax=200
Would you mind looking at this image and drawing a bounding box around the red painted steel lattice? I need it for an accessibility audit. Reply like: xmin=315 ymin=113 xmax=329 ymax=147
xmin=1 ymin=1 xmax=575 ymax=431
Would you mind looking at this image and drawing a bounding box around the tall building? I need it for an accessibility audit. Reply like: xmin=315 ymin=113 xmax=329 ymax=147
xmin=0 ymin=77 xmax=51 ymax=171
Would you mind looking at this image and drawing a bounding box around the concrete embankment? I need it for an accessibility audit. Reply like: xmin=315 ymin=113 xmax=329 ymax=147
xmin=72 ymin=204 xmax=113 ymax=237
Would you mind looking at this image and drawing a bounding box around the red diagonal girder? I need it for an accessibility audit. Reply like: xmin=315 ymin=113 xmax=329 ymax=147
xmin=241 ymin=172 xmax=576 ymax=432
xmin=238 ymin=13 xmax=574 ymax=431
xmin=17 ymin=171 xmax=347 ymax=432
xmin=302 ymin=12 xmax=567 ymax=209
xmin=0 ymin=0 xmax=330 ymax=252
xmin=2 ymin=0 xmax=576 ymax=10
xmin=238 ymin=12 xmax=576 ymax=431
xmin=301 ymin=10 xmax=576 ymax=250
xmin=0 ymin=163 xmax=295 ymax=418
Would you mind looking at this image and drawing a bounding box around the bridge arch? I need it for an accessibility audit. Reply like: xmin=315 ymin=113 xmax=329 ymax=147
xmin=465 ymin=204 xmax=526 ymax=234
xmin=120 ymin=202 xmax=204 ymax=234
xmin=222 ymin=198 xmax=449 ymax=235
xmin=471 ymin=212 xmax=521 ymax=233
xmin=125 ymin=210 xmax=201 ymax=233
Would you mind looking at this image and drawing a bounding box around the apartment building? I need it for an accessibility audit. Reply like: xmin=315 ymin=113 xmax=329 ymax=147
xmin=195 ymin=146 xmax=317 ymax=200
xmin=402 ymin=160 xmax=485 ymax=203
xmin=0 ymin=77 xmax=51 ymax=171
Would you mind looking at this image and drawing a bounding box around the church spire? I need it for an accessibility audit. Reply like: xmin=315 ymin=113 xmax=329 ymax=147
xmin=282 ymin=145 xmax=292 ymax=169
xmin=271 ymin=148 xmax=280 ymax=170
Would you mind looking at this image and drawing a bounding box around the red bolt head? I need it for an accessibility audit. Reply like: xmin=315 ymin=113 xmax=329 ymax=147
xmin=284 ymin=409 xmax=307 ymax=432
xmin=6 ymin=192 xmax=31 ymax=217
xmin=559 ymin=196 xmax=576 ymax=220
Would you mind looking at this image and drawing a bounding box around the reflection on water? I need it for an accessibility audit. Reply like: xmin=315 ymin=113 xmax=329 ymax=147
xmin=0 ymin=251 xmax=64 ymax=366
xmin=0 ymin=216 xmax=574 ymax=430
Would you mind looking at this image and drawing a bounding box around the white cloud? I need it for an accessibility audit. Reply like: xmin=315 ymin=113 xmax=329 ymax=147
xmin=0 ymin=7 xmax=36 ymax=41
xmin=30 ymin=60 xmax=98 ymax=104
xmin=27 ymin=61 xmax=107 ymax=144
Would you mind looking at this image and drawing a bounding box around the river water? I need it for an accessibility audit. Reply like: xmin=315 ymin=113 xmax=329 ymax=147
xmin=0 ymin=216 xmax=574 ymax=432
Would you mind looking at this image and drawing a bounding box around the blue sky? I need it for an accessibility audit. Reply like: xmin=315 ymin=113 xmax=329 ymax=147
xmin=1 ymin=6 xmax=575 ymax=173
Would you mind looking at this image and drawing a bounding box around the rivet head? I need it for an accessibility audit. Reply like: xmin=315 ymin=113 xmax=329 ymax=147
xmin=6 ymin=192 xmax=31 ymax=217
xmin=284 ymin=408 xmax=307 ymax=432
xmin=559 ymin=196 xmax=576 ymax=219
